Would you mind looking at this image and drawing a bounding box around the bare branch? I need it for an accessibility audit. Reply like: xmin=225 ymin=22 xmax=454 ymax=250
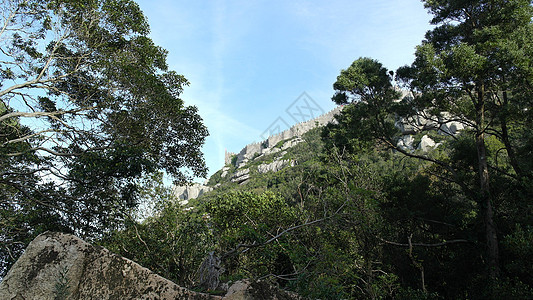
xmin=0 ymin=167 xmax=49 ymax=177
xmin=0 ymin=106 xmax=95 ymax=123
xmin=0 ymin=0 xmax=27 ymax=39
xmin=379 ymin=237 xmax=469 ymax=247
xmin=2 ymin=128 xmax=59 ymax=145
xmin=222 ymin=216 xmax=331 ymax=260
xmin=0 ymin=179 xmax=62 ymax=211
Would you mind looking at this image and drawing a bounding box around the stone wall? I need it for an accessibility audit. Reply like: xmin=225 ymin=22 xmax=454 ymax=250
xmin=232 ymin=106 xmax=343 ymax=168
xmin=173 ymin=183 xmax=213 ymax=205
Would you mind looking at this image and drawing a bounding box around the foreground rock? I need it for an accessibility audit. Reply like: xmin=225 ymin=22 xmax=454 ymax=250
xmin=224 ymin=279 xmax=303 ymax=300
xmin=0 ymin=232 xmax=219 ymax=300
xmin=0 ymin=232 xmax=304 ymax=300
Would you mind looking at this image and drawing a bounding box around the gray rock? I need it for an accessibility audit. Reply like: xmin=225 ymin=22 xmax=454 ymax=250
xmin=257 ymin=159 xmax=294 ymax=174
xmin=0 ymin=232 xmax=304 ymax=300
xmin=439 ymin=120 xmax=465 ymax=135
xmin=224 ymin=279 xmax=304 ymax=300
xmin=418 ymin=135 xmax=436 ymax=152
xmin=0 ymin=232 xmax=220 ymax=300
xmin=281 ymin=138 xmax=303 ymax=150
xmin=221 ymin=166 xmax=230 ymax=178
xmin=230 ymin=106 xmax=342 ymax=170
xmin=397 ymin=135 xmax=415 ymax=151
xmin=231 ymin=168 xmax=250 ymax=184
xmin=262 ymin=147 xmax=281 ymax=156
xmin=173 ymin=183 xmax=213 ymax=204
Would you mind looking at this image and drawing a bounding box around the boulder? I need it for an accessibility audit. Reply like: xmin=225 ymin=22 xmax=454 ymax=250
xmin=0 ymin=232 xmax=305 ymax=299
xmin=220 ymin=166 xmax=231 ymax=178
xmin=0 ymin=232 xmax=220 ymax=300
xmin=397 ymin=135 xmax=415 ymax=151
xmin=231 ymin=168 xmax=250 ymax=184
xmin=224 ymin=279 xmax=304 ymax=300
xmin=418 ymin=135 xmax=436 ymax=152
xmin=257 ymin=159 xmax=294 ymax=174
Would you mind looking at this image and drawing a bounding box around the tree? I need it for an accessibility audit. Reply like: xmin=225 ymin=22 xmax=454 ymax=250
xmin=203 ymin=191 xmax=299 ymax=281
xmin=323 ymin=57 xmax=401 ymax=154
xmin=100 ymin=172 xmax=214 ymax=288
xmin=324 ymin=0 xmax=533 ymax=294
xmin=396 ymin=0 xmax=533 ymax=281
xmin=0 ymin=0 xmax=208 ymax=276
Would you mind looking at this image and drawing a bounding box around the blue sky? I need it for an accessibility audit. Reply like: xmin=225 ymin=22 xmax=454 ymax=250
xmin=135 ymin=0 xmax=433 ymax=181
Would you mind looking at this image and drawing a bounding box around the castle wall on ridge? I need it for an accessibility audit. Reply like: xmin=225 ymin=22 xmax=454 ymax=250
xmin=230 ymin=106 xmax=343 ymax=167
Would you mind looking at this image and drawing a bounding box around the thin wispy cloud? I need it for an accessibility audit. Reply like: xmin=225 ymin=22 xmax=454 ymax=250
xmin=136 ymin=0 xmax=433 ymax=178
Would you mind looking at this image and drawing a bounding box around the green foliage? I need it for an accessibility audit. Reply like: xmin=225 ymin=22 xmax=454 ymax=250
xmin=274 ymin=139 xmax=287 ymax=148
xmin=1 ymin=0 xmax=207 ymax=277
xmin=316 ymin=1 xmax=533 ymax=297
xmin=4 ymin=1 xmax=529 ymax=299
xmin=231 ymin=154 xmax=238 ymax=166
xmin=324 ymin=57 xmax=401 ymax=153
xmin=203 ymin=191 xmax=298 ymax=278
xmin=100 ymin=181 xmax=213 ymax=287
xmin=502 ymin=225 xmax=533 ymax=285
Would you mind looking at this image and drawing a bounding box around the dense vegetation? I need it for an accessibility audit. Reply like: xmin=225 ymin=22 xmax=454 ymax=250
xmin=2 ymin=0 xmax=532 ymax=299
xmin=104 ymin=121 xmax=532 ymax=298
xmin=102 ymin=1 xmax=533 ymax=299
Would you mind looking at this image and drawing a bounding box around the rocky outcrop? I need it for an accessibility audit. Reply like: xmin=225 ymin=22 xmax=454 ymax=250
xmin=220 ymin=166 xmax=231 ymax=178
xmin=394 ymin=110 xmax=465 ymax=152
xmin=0 ymin=232 xmax=219 ymax=300
xmin=231 ymin=168 xmax=250 ymax=184
xmin=227 ymin=106 xmax=342 ymax=168
xmin=395 ymin=111 xmax=465 ymax=137
xmin=173 ymin=183 xmax=213 ymax=204
xmin=225 ymin=102 xmax=467 ymax=172
xmin=204 ymin=93 xmax=467 ymax=195
xmin=257 ymin=159 xmax=295 ymax=174
xmin=418 ymin=134 xmax=437 ymax=152
xmin=265 ymin=107 xmax=342 ymax=151
xmin=397 ymin=135 xmax=415 ymax=151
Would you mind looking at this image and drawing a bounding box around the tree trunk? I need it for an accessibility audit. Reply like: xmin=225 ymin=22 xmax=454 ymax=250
xmin=500 ymin=90 xmax=523 ymax=178
xmin=475 ymin=86 xmax=500 ymax=280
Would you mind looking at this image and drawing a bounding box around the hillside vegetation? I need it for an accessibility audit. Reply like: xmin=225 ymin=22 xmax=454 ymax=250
xmin=101 ymin=1 xmax=533 ymax=298
xmin=103 ymin=122 xmax=532 ymax=298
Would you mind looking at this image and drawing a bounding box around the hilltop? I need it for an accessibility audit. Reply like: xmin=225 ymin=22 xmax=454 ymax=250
xmin=173 ymin=106 xmax=343 ymax=202
xmin=173 ymin=96 xmax=466 ymax=203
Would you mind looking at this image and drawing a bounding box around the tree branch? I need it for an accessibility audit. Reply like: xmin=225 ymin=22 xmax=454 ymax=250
xmin=379 ymin=237 xmax=469 ymax=247
xmin=222 ymin=217 xmax=329 ymax=260
xmin=0 ymin=106 xmax=96 ymax=123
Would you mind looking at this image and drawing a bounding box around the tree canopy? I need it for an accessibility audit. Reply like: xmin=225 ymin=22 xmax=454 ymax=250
xmin=0 ymin=0 xmax=207 ymax=276
xmin=323 ymin=0 xmax=533 ymax=296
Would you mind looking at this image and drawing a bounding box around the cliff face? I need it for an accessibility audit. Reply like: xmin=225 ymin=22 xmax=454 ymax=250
xmin=173 ymin=106 xmax=343 ymax=203
xmin=173 ymin=183 xmax=213 ymax=205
